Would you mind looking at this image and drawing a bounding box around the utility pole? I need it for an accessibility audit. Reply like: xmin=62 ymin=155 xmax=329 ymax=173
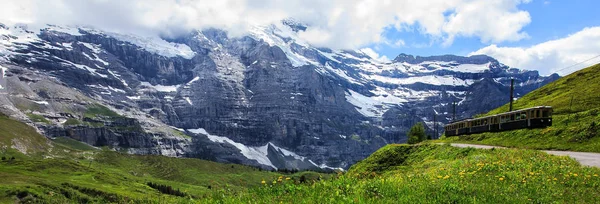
xmin=509 ymin=79 xmax=515 ymax=112
xmin=452 ymin=101 xmax=456 ymax=122
xmin=567 ymin=95 xmax=574 ymax=125
xmin=433 ymin=113 xmax=437 ymax=139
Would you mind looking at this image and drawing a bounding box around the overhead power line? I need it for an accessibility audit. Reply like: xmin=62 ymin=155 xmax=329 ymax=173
xmin=554 ymin=54 xmax=600 ymax=74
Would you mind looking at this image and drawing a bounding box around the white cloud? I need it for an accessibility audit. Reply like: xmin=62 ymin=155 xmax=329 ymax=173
xmin=360 ymin=48 xmax=391 ymax=63
xmin=471 ymin=27 xmax=600 ymax=76
xmin=0 ymin=0 xmax=532 ymax=49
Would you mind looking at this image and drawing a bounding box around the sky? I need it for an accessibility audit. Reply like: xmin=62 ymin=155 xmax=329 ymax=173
xmin=0 ymin=0 xmax=599 ymax=76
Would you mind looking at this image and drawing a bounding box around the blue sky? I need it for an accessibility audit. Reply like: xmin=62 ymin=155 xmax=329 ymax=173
xmin=374 ymin=0 xmax=600 ymax=60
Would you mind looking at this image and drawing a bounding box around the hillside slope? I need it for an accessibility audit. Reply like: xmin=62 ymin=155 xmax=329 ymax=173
xmin=441 ymin=63 xmax=600 ymax=152
xmin=200 ymin=144 xmax=600 ymax=203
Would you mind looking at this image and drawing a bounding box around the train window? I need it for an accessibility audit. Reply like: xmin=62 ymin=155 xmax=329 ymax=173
xmin=521 ymin=112 xmax=527 ymax=120
xmin=543 ymin=110 xmax=549 ymax=118
xmin=510 ymin=114 xmax=515 ymax=121
xmin=516 ymin=114 xmax=520 ymax=120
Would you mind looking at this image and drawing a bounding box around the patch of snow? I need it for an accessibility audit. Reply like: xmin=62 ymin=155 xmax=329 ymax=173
xmin=78 ymin=42 xmax=103 ymax=53
xmin=170 ymin=126 xmax=185 ymax=132
xmin=186 ymin=76 xmax=200 ymax=87
xmin=249 ymin=24 xmax=317 ymax=67
xmin=140 ymin=82 xmax=180 ymax=92
xmin=46 ymin=25 xmax=83 ymax=36
xmin=107 ymin=70 xmax=127 ymax=87
xmin=88 ymin=84 xmax=126 ymax=94
xmin=454 ymin=63 xmax=491 ymax=73
xmin=345 ymin=90 xmax=383 ymax=118
xmin=362 ymin=74 xmax=474 ymax=86
xmin=186 ymin=128 xmax=309 ymax=170
xmin=61 ymin=42 xmax=73 ymax=51
xmin=60 ymin=61 xmax=108 ymax=78
xmin=324 ymin=63 xmax=363 ymax=85
xmin=83 ymin=28 xmax=196 ymax=59
xmin=126 ymin=96 xmax=141 ymax=100
xmin=269 ymin=143 xmax=306 ymax=161
xmin=339 ymin=135 xmax=347 ymax=139
xmin=187 ymin=128 xmax=276 ymax=168
xmin=344 ymin=89 xmax=406 ymax=118
xmin=93 ymin=54 xmax=110 ymax=66
xmin=184 ymin=97 xmax=193 ymax=105
xmin=308 ymin=160 xmax=344 ymax=171
xmin=0 ymin=65 xmax=6 ymax=77
xmin=32 ymin=100 xmax=49 ymax=105
xmin=318 ymin=50 xmax=342 ymax=63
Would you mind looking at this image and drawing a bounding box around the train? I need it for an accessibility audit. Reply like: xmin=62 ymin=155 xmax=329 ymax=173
xmin=444 ymin=106 xmax=553 ymax=137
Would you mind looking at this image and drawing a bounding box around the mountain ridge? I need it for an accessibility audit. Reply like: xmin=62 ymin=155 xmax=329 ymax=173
xmin=0 ymin=21 xmax=558 ymax=170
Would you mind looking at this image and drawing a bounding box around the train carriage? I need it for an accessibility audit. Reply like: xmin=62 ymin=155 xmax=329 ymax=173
xmin=444 ymin=106 xmax=552 ymax=136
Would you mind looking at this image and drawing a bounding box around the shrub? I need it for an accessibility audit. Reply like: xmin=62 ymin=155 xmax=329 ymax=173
xmin=407 ymin=123 xmax=426 ymax=144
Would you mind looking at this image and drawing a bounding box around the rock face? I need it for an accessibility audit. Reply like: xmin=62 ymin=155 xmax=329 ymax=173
xmin=0 ymin=22 xmax=559 ymax=170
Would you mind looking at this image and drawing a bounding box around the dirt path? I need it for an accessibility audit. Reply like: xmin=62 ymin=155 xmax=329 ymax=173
xmin=449 ymin=143 xmax=600 ymax=168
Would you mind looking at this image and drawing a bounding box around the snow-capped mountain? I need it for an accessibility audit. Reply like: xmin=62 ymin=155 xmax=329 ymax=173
xmin=0 ymin=21 xmax=558 ymax=170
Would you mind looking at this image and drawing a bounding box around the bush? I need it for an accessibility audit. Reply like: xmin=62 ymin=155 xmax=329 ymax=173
xmin=407 ymin=123 xmax=426 ymax=144
xmin=147 ymin=182 xmax=187 ymax=197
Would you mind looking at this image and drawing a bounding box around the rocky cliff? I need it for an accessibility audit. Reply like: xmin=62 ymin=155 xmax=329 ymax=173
xmin=0 ymin=22 xmax=559 ymax=170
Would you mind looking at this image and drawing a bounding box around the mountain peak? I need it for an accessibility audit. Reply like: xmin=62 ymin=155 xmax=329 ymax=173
xmin=281 ymin=18 xmax=307 ymax=32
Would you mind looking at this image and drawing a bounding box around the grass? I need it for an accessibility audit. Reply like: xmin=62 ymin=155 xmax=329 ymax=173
xmin=0 ymin=149 xmax=307 ymax=203
xmin=201 ymin=144 xmax=600 ymax=203
xmin=0 ymin=113 xmax=52 ymax=156
xmin=51 ymin=137 xmax=98 ymax=151
xmin=0 ymin=113 xmax=327 ymax=203
xmin=1 ymin=112 xmax=599 ymax=203
xmin=84 ymin=104 xmax=122 ymax=119
xmin=26 ymin=113 xmax=50 ymax=124
xmin=438 ymin=63 xmax=600 ymax=152
xmin=63 ymin=118 xmax=82 ymax=126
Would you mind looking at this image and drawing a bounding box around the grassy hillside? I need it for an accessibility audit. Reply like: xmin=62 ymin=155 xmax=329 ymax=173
xmin=2 ymin=110 xmax=599 ymax=203
xmin=0 ymin=114 xmax=328 ymax=203
xmin=201 ymin=144 xmax=600 ymax=203
xmin=440 ymin=63 xmax=600 ymax=152
xmin=0 ymin=113 xmax=53 ymax=157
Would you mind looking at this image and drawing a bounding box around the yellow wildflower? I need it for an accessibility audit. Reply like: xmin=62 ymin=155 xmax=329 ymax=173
xmin=574 ymin=174 xmax=578 ymax=177
xmin=553 ymin=178 xmax=558 ymax=181
xmin=443 ymin=175 xmax=450 ymax=179
xmin=261 ymin=180 xmax=266 ymax=184
xmin=286 ymin=177 xmax=291 ymax=180
xmin=499 ymin=177 xmax=504 ymax=181
xmin=437 ymin=176 xmax=442 ymax=179
xmin=272 ymin=180 xmax=277 ymax=184
xmin=594 ymin=174 xmax=599 ymax=177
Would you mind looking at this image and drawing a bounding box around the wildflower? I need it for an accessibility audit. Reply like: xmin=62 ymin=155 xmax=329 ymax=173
xmin=443 ymin=175 xmax=450 ymax=179
xmin=286 ymin=177 xmax=291 ymax=180
xmin=272 ymin=180 xmax=277 ymax=184
xmin=499 ymin=177 xmax=504 ymax=181
xmin=573 ymin=174 xmax=578 ymax=177
xmin=553 ymin=178 xmax=558 ymax=181
xmin=594 ymin=174 xmax=599 ymax=177
xmin=261 ymin=180 xmax=266 ymax=184
xmin=437 ymin=176 xmax=442 ymax=179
